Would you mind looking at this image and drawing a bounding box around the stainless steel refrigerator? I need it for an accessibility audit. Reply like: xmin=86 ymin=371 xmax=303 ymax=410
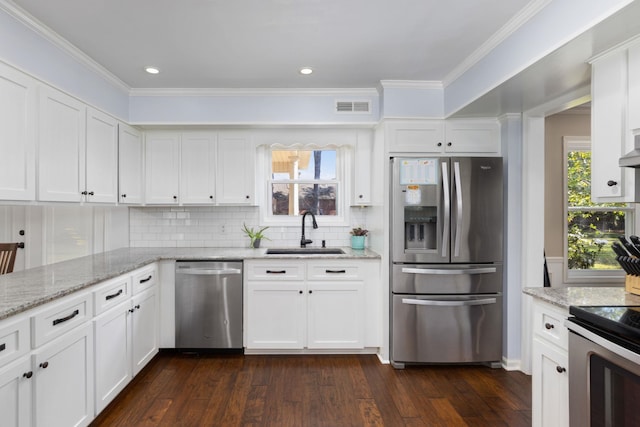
xmin=390 ymin=157 xmax=503 ymax=368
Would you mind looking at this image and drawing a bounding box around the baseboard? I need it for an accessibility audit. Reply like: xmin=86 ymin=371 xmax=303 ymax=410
xmin=501 ymin=356 xmax=523 ymax=372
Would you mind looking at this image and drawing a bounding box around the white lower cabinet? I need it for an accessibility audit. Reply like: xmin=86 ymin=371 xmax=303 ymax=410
xmin=32 ymin=322 xmax=94 ymax=427
xmin=94 ymin=265 xmax=158 ymax=412
xmin=0 ymin=357 xmax=32 ymax=427
xmin=245 ymin=259 xmax=377 ymax=351
xmin=531 ymin=299 xmax=569 ymax=427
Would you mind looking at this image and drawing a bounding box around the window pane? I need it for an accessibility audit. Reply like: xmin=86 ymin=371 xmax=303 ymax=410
xmin=568 ymin=211 xmax=625 ymax=270
xmin=271 ymin=183 xmax=337 ymax=216
xmin=272 ymin=150 xmax=336 ymax=180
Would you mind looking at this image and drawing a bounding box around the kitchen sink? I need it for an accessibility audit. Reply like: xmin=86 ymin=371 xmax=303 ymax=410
xmin=266 ymin=248 xmax=345 ymax=255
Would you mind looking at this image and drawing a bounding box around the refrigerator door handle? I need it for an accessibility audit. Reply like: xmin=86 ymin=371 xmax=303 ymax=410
xmin=453 ymin=161 xmax=463 ymax=257
xmin=401 ymin=267 xmax=497 ymax=275
xmin=402 ymin=297 xmax=497 ymax=307
xmin=441 ymin=161 xmax=450 ymax=257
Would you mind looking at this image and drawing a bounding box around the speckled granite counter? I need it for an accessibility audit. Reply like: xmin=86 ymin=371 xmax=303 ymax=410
xmin=523 ymin=286 xmax=640 ymax=310
xmin=0 ymin=246 xmax=380 ymax=321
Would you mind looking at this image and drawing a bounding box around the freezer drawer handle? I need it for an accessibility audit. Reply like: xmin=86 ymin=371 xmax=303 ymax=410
xmin=402 ymin=297 xmax=496 ymax=307
xmin=178 ymin=268 xmax=242 ymax=276
xmin=401 ymin=267 xmax=496 ymax=275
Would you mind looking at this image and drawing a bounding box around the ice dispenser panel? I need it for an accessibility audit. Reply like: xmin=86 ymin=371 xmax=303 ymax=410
xmin=404 ymin=206 xmax=437 ymax=250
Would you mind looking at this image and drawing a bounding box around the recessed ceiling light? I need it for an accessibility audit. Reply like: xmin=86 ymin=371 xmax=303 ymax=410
xmin=299 ymin=67 xmax=313 ymax=75
xmin=144 ymin=66 xmax=160 ymax=75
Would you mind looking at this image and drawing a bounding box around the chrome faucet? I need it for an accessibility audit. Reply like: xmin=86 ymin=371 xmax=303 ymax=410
xmin=300 ymin=211 xmax=318 ymax=248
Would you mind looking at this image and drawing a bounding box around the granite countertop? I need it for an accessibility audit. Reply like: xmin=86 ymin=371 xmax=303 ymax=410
xmin=523 ymin=286 xmax=640 ymax=310
xmin=0 ymin=246 xmax=380 ymax=321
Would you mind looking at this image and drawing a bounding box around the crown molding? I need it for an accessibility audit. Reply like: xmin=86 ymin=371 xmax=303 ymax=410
xmin=0 ymin=0 xmax=130 ymax=93
xmin=443 ymin=0 xmax=552 ymax=87
xmin=129 ymin=87 xmax=380 ymax=97
xmin=379 ymin=80 xmax=443 ymax=90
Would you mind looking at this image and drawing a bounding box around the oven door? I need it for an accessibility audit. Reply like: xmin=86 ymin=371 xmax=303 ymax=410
xmin=568 ymin=320 xmax=640 ymax=427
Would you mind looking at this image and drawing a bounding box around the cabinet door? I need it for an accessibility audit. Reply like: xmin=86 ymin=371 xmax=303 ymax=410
xmin=306 ymin=282 xmax=364 ymax=349
xmin=246 ymin=282 xmax=305 ymax=349
xmin=85 ymin=107 xmax=118 ymax=203
xmin=180 ymin=132 xmax=217 ymax=204
xmin=118 ymin=124 xmax=143 ymax=204
xmin=0 ymin=357 xmax=32 ymax=427
xmin=0 ymin=63 xmax=36 ymax=201
xmin=145 ymin=132 xmax=180 ymax=204
xmin=38 ymin=86 xmax=86 ymax=202
xmin=216 ymin=133 xmax=255 ymax=204
xmin=352 ymin=130 xmax=372 ymax=205
xmin=94 ymin=301 xmax=131 ymax=413
xmin=131 ymin=287 xmax=158 ymax=376
xmin=444 ymin=120 xmax=500 ymax=153
xmin=32 ymin=322 xmax=94 ymax=427
xmin=591 ymin=50 xmax=629 ymax=201
xmin=386 ymin=120 xmax=445 ymax=153
xmin=628 ymin=43 xmax=640 ymax=132
xmin=532 ymin=337 xmax=569 ymax=427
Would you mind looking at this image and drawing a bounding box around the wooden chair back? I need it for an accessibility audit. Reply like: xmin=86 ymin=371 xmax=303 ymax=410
xmin=0 ymin=243 xmax=18 ymax=275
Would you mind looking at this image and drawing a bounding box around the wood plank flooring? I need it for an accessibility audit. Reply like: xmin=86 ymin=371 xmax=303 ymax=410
xmin=90 ymin=352 xmax=531 ymax=427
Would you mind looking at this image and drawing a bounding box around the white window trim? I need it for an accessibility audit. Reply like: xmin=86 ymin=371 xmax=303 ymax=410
xmin=258 ymin=144 xmax=352 ymax=227
xmin=563 ymin=136 xmax=628 ymax=284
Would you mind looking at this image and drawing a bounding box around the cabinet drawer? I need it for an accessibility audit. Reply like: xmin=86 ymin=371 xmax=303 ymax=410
xmin=246 ymin=262 xmax=305 ymax=280
xmin=131 ymin=264 xmax=157 ymax=295
xmin=307 ymin=263 xmax=362 ymax=280
xmin=31 ymin=292 xmax=92 ymax=348
xmin=0 ymin=316 xmax=30 ymax=368
xmin=93 ymin=275 xmax=131 ymax=315
xmin=533 ymin=302 xmax=568 ymax=351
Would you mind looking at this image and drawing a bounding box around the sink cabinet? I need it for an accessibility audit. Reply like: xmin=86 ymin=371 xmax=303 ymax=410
xmin=245 ymin=259 xmax=378 ymax=351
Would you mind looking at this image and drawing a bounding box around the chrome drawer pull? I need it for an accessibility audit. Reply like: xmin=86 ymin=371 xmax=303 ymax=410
xmin=52 ymin=309 xmax=79 ymax=326
xmin=140 ymin=275 xmax=153 ymax=283
xmin=105 ymin=289 xmax=123 ymax=300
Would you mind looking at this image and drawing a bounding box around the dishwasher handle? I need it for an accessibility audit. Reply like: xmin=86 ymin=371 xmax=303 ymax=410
xmin=177 ymin=268 xmax=242 ymax=276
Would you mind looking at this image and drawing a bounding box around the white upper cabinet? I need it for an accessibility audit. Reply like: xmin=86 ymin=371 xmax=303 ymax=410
xmin=118 ymin=124 xmax=144 ymax=204
xmin=351 ymin=130 xmax=373 ymax=206
xmin=216 ymin=132 xmax=256 ymax=205
xmin=180 ymin=132 xmax=217 ymax=204
xmin=386 ymin=119 xmax=499 ymax=154
xmin=85 ymin=107 xmax=118 ymax=203
xmin=628 ymin=43 xmax=640 ymax=132
xmin=591 ymin=48 xmax=637 ymax=202
xmin=38 ymin=85 xmax=86 ymax=202
xmin=144 ymin=132 xmax=180 ymax=204
xmin=0 ymin=63 xmax=36 ymax=201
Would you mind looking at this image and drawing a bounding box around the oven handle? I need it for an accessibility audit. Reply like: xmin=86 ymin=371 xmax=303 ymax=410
xmin=566 ymin=320 xmax=640 ymax=365
xmin=402 ymin=297 xmax=496 ymax=307
xmin=401 ymin=267 xmax=496 ymax=275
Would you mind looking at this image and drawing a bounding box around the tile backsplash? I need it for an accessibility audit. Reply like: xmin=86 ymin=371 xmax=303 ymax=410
xmin=129 ymin=206 xmax=369 ymax=248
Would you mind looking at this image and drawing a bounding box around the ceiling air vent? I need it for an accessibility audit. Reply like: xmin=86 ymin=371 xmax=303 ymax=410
xmin=335 ymin=100 xmax=370 ymax=114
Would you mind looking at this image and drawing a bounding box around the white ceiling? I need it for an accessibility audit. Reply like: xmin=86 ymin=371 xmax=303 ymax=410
xmin=8 ymin=0 xmax=532 ymax=89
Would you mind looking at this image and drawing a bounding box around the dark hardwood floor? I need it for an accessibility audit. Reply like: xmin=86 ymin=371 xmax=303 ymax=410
xmin=90 ymin=352 xmax=531 ymax=427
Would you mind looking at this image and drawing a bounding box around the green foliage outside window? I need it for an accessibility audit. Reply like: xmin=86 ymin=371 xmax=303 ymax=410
xmin=566 ymin=150 xmax=626 ymax=270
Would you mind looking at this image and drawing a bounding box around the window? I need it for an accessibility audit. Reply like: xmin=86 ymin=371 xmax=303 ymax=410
xmin=265 ymin=148 xmax=347 ymax=225
xmin=564 ymin=137 xmax=633 ymax=281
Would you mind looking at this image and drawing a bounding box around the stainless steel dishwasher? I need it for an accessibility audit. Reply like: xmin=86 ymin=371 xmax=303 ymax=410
xmin=175 ymin=261 xmax=243 ymax=350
